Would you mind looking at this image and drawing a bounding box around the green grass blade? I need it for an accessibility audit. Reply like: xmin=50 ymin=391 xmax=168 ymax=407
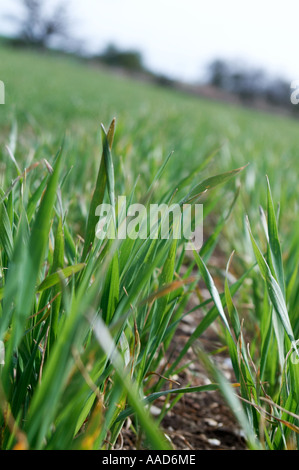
xmin=0 ymin=202 xmax=13 ymax=260
xmin=193 ymin=249 xmax=232 ymax=337
xmin=116 ymin=383 xmax=219 ymax=423
xmin=246 ymin=216 xmax=298 ymax=355
xmin=181 ymin=164 xmax=247 ymax=204
xmin=101 ymin=121 xmax=116 ymax=228
xmin=266 ymin=176 xmax=285 ymax=295
xmin=37 ymin=263 xmax=86 ymax=293
xmin=82 ymin=119 xmax=115 ymax=260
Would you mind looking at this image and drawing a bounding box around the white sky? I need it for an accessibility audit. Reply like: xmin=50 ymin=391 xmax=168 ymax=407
xmin=0 ymin=0 xmax=298 ymax=83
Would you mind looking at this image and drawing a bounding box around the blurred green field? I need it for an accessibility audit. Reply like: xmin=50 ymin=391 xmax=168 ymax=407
xmin=1 ymin=45 xmax=298 ymax=242
xmin=0 ymin=45 xmax=298 ymax=450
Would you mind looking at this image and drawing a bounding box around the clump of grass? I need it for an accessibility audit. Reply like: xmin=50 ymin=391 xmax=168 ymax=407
xmin=1 ymin=45 xmax=299 ymax=451
xmin=0 ymin=118 xmax=246 ymax=450
xmin=191 ymin=178 xmax=299 ymax=450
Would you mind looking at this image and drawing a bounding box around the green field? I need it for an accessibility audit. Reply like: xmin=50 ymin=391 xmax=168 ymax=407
xmin=0 ymin=45 xmax=298 ymax=450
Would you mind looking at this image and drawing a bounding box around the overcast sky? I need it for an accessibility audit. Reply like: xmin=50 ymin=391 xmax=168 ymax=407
xmin=0 ymin=0 xmax=298 ymax=83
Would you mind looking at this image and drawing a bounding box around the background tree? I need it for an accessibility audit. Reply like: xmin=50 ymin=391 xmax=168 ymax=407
xmin=96 ymin=43 xmax=145 ymax=73
xmin=8 ymin=0 xmax=69 ymax=48
xmin=206 ymin=58 xmax=292 ymax=110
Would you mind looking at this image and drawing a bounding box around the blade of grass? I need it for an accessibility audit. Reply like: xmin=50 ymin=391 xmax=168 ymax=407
xmin=193 ymin=249 xmax=232 ymax=338
xmin=82 ymin=119 xmax=115 ymax=260
xmin=37 ymin=263 xmax=86 ymax=293
xmin=0 ymin=202 xmax=13 ymax=260
xmin=246 ymin=216 xmax=298 ymax=357
xmin=180 ymin=164 xmax=248 ymax=204
xmin=266 ymin=176 xmax=285 ymax=296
